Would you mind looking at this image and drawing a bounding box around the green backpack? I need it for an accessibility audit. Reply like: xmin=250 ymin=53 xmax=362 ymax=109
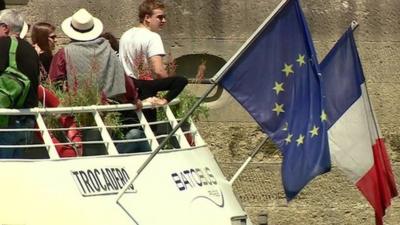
xmin=0 ymin=37 xmax=31 ymax=127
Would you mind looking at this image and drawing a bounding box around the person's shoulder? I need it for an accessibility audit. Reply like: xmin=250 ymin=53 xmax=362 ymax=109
xmin=40 ymin=51 xmax=53 ymax=61
xmin=141 ymin=28 xmax=159 ymax=36
xmin=17 ymin=38 xmax=33 ymax=48
xmin=53 ymin=48 xmax=65 ymax=58
xmin=0 ymin=36 xmax=10 ymax=45
xmin=121 ymin=27 xmax=137 ymax=38
xmin=15 ymin=38 xmax=37 ymax=55
xmin=0 ymin=36 xmax=10 ymax=41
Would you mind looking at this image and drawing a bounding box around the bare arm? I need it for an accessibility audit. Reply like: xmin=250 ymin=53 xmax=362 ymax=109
xmin=149 ymin=55 xmax=168 ymax=79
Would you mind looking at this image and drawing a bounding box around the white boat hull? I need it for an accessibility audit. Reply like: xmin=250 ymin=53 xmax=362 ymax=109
xmin=0 ymin=147 xmax=249 ymax=225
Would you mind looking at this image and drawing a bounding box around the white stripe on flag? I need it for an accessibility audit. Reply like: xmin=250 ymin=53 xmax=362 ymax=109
xmin=328 ymin=83 xmax=374 ymax=182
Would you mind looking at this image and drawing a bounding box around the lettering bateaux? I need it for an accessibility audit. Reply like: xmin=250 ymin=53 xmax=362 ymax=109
xmin=171 ymin=167 xmax=218 ymax=191
xmin=71 ymin=167 xmax=135 ymax=196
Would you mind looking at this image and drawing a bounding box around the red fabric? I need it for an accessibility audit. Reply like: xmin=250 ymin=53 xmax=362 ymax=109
xmin=185 ymin=133 xmax=195 ymax=146
xmin=38 ymin=85 xmax=60 ymax=107
xmin=356 ymin=138 xmax=398 ymax=225
xmin=49 ymin=48 xmax=67 ymax=82
xmin=59 ymin=115 xmax=83 ymax=156
xmin=124 ymin=74 xmax=139 ymax=103
xmin=37 ymin=85 xmax=82 ymax=157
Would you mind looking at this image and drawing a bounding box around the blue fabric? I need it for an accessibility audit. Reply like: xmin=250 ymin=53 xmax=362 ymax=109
xmin=218 ymin=0 xmax=331 ymax=200
xmin=0 ymin=117 xmax=35 ymax=158
xmin=117 ymin=129 xmax=151 ymax=153
xmin=320 ymin=28 xmax=364 ymax=128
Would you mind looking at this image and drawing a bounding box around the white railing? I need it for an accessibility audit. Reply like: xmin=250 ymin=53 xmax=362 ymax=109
xmin=0 ymin=99 xmax=205 ymax=159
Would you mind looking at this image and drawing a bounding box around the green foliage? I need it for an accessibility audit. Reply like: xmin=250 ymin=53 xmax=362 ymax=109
xmin=158 ymin=89 xmax=209 ymax=122
xmin=103 ymin=112 xmax=124 ymax=139
xmin=42 ymin=74 xmax=122 ymax=135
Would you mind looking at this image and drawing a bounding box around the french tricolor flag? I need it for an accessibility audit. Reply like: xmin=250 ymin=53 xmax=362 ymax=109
xmin=321 ymin=27 xmax=398 ymax=225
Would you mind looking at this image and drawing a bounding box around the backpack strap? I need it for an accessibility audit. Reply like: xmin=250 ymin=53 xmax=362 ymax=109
xmin=8 ymin=36 xmax=18 ymax=69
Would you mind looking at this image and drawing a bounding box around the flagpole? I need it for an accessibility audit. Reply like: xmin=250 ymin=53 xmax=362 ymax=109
xmin=211 ymin=0 xmax=290 ymax=83
xmin=229 ymin=137 xmax=268 ymax=185
xmin=116 ymin=82 xmax=219 ymax=203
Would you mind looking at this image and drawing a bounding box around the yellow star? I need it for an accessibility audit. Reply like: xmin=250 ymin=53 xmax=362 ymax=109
xmin=272 ymin=103 xmax=285 ymax=116
xmin=296 ymin=134 xmax=305 ymax=146
xmin=285 ymin=133 xmax=293 ymax=144
xmin=273 ymin=82 xmax=284 ymax=95
xmin=320 ymin=110 xmax=328 ymax=122
xmin=309 ymin=125 xmax=319 ymax=138
xmin=296 ymin=54 xmax=306 ymax=66
xmin=281 ymin=63 xmax=294 ymax=77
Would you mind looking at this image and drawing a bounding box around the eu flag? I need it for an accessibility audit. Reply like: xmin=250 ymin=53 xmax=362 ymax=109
xmin=217 ymin=0 xmax=331 ymax=200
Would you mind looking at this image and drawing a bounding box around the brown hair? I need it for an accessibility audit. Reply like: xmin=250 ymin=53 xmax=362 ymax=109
xmin=138 ymin=0 xmax=165 ymax=23
xmin=31 ymin=22 xmax=55 ymax=55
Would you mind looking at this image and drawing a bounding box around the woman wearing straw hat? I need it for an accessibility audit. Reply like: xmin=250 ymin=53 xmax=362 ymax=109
xmin=49 ymin=8 xmax=140 ymax=106
xmin=49 ymin=8 xmax=144 ymax=155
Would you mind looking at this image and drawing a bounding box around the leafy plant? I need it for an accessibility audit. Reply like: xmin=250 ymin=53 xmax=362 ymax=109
xmin=165 ymin=89 xmax=209 ymax=122
xmin=42 ymin=70 xmax=123 ymax=138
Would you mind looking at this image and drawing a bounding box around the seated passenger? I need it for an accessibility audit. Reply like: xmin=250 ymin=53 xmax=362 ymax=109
xmin=49 ymin=9 xmax=147 ymax=154
xmin=119 ymin=0 xmax=188 ymax=126
xmin=31 ymin=22 xmax=57 ymax=81
xmin=0 ymin=9 xmax=40 ymax=158
xmin=49 ymin=8 xmax=126 ymax=102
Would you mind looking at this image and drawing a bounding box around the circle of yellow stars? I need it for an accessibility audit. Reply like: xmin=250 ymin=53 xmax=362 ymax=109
xmin=271 ymin=53 xmax=327 ymax=148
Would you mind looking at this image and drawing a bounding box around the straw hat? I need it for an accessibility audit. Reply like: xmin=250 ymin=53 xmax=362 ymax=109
xmin=61 ymin=8 xmax=103 ymax=41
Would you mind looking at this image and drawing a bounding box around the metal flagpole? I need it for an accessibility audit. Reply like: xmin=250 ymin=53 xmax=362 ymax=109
xmin=116 ymin=0 xmax=292 ymax=203
xmin=229 ymin=137 xmax=269 ymax=185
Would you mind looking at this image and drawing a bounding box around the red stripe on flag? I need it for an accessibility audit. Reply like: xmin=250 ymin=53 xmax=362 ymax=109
xmin=356 ymin=138 xmax=398 ymax=225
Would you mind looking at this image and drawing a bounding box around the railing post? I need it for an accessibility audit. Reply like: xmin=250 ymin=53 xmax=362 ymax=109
xmin=92 ymin=108 xmax=119 ymax=155
xmin=164 ymin=105 xmax=190 ymax=149
xmin=35 ymin=112 xmax=60 ymax=159
xmin=136 ymin=110 xmax=159 ymax=151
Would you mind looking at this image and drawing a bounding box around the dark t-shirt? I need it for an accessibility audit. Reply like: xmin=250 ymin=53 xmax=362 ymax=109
xmin=39 ymin=51 xmax=52 ymax=73
xmin=0 ymin=0 xmax=5 ymax=10
xmin=0 ymin=36 xmax=39 ymax=108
